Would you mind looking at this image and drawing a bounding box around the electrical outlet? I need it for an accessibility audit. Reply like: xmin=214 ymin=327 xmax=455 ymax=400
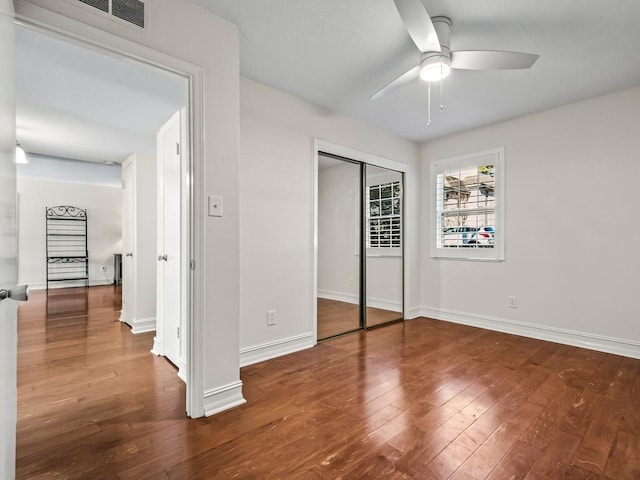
xmin=508 ymin=296 xmax=517 ymax=308
xmin=266 ymin=310 xmax=276 ymax=326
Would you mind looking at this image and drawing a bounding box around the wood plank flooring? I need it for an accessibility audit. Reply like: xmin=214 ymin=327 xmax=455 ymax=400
xmin=17 ymin=286 xmax=640 ymax=479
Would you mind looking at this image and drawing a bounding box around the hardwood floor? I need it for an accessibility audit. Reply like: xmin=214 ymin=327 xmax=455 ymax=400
xmin=17 ymin=286 xmax=640 ymax=479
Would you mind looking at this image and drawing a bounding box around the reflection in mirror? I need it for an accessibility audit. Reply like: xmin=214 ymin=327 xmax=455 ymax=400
xmin=365 ymin=165 xmax=403 ymax=327
xmin=317 ymin=154 xmax=362 ymax=339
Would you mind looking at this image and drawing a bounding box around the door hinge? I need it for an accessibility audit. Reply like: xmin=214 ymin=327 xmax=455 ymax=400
xmin=190 ymin=260 xmax=195 ymax=270
xmin=176 ymin=143 xmax=180 ymax=155
xmin=177 ymin=326 xmax=180 ymax=339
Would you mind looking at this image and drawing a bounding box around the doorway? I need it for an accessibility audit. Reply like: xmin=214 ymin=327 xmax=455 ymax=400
xmin=15 ymin=23 xmax=192 ymax=406
xmin=316 ymin=150 xmax=405 ymax=340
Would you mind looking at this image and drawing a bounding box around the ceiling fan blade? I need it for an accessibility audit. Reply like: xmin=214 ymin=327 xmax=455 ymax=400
xmin=370 ymin=65 xmax=420 ymax=100
xmin=393 ymin=0 xmax=441 ymax=53
xmin=451 ymin=50 xmax=539 ymax=70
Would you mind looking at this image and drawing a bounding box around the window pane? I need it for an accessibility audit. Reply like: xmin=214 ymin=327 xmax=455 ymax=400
xmin=381 ymin=199 xmax=393 ymax=216
xmin=370 ymin=201 xmax=380 ymax=217
xmin=436 ymin=164 xmax=496 ymax=249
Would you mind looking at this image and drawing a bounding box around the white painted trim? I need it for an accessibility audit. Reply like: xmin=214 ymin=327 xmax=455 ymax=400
xmin=150 ymin=335 xmax=162 ymax=356
xmin=429 ymin=147 xmax=505 ymax=262
xmin=28 ymin=280 xmax=113 ymax=290
xmin=417 ymin=306 xmax=640 ymax=360
xmin=203 ymin=381 xmax=246 ymax=417
xmin=130 ymin=316 xmax=156 ymax=334
xmin=315 ymin=139 xmax=408 ymax=173
xmin=317 ymin=290 xmax=358 ymax=305
xmin=317 ymin=290 xmax=402 ymax=313
xmin=408 ymin=306 xmax=422 ymax=319
xmin=312 ymin=142 xmax=319 ymax=346
xmin=177 ymin=360 xmax=187 ymax=383
xmin=15 ymin=1 xmax=203 ymax=418
xmin=368 ymin=297 xmax=402 ymax=313
xmin=240 ymin=332 xmax=314 ymax=367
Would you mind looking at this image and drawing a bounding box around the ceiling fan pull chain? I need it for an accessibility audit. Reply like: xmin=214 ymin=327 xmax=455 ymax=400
xmin=440 ymin=73 xmax=444 ymax=111
xmin=427 ymin=81 xmax=432 ymax=125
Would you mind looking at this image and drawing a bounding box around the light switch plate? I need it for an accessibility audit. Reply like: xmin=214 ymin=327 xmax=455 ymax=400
xmin=208 ymin=195 xmax=223 ymax=217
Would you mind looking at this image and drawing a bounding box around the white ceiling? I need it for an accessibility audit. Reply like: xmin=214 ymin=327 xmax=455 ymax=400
xmin=195 ymin=0 xmax=640 ymax=143
xmin=16 ymin=26 xmax=187 ymax=164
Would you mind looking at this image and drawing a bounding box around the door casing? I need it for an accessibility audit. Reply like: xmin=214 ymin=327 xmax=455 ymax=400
xmin=13 ymin=4 xmax=204 ymax=418
xmin=0 ymin=1 xmax=17 ymax=477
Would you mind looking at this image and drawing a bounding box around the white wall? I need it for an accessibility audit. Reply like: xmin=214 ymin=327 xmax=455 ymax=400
xmin=120 ymin=153 xmax=156 ymax=333
xmin=17 ymin=0 xmax=242 ymax=415
xmin=17 ymin=177 xmax=121 ymax=289
xmin=133 ymin=154 xmax=156 ymax=328
xmin=420 ymin=84 xmax=640 ymax=358
xmin=239 ymin=77 xmax=418 ymax=365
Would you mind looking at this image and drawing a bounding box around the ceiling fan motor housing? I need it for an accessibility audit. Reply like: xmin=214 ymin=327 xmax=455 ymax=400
xmin=419 ymin=16 xmax=452 ymax=82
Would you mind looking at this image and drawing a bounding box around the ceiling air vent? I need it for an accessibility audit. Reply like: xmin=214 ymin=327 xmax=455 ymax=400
xmin=112 ymin=0 xmax=145 ymax=29
xmin=78 ymin=0 xmax=109 ymax=12
xmin=74 ymin=0 xmax=146 ymax=29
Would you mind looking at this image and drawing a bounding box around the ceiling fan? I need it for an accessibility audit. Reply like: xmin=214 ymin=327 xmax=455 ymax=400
xmin=371 ymin=0 xmax=540 ymax=101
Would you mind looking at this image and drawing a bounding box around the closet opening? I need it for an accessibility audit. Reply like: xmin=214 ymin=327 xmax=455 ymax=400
xmin=316 ymin=150 xmax=405 ymax=341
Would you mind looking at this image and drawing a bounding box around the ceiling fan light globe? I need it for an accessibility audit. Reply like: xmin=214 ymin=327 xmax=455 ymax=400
xmin=420 ymin=61 xmax=451 ymax=82
xmin=420 ymin=54 xmax=451 ymax=82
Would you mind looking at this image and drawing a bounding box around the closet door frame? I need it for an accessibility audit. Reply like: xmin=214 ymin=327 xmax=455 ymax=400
xmin=313 ymin=139 xmax=409 ymax=344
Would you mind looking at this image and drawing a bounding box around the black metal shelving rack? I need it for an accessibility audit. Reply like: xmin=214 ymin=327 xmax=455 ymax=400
xmin=46 ymin=206 xmax=89 ymax=289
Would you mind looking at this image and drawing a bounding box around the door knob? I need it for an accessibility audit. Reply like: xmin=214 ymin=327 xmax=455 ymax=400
xmin=158 ymin=254 xmax=168 ymax=261
xmin=125 ymin=252 xmax=133 ymax=257
xmin=0 ymin=284 xmax=29 ymax=303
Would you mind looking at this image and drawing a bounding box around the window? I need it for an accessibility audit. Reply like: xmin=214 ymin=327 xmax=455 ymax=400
xmin=367 ymin=180 xmax=401 ymax=248
xmin=430 ymin=148 xmax=505 ymax=261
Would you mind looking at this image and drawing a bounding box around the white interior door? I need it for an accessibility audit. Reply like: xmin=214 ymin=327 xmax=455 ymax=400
xmin=0 ymin=1 xmax=17 ymax=477
xmin=121 ymin=157 xmax=135 ymax=326
xmin=157 ymin=111 xmax=182 ymax=370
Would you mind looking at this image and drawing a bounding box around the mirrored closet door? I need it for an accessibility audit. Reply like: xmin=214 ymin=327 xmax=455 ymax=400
xmin=317 ymin=153 xmax=405 ymax=340
xmin=364 ymin=165 xmax=404 ymax=327
xmin=317 ymin=154 xmax=363 ymax=339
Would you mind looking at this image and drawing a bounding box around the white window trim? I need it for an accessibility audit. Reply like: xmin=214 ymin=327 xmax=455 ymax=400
xmin=430 ymin=147 xmax=505 ymax=262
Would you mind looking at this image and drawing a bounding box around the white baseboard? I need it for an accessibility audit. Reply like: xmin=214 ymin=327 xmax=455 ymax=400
xmin=318 ymin=290 xmax=358 ymax=305
xmin=317 ymin=290 xmax=402 ymax=312
xmin=368 ymin=297 xmax=402 ymax=312
xmin=130 ymin=316 xmax=156 ymax=334
xmin=204 ymin=380 xmax=246 ymax=417
xmin=27 ymin=280 xmax=114 ymax=290
xmin=408 ymin=306 xmax=422 ymax=319
xmin=240 ymin=332 xmax=314 ymax=367
xmin=177 ymin=365 xmax=187 ymax=383
xmin=150 ymin=336 xmax=162 ymax=356
xmin=418 ymin=306 xmax=640 ymax=360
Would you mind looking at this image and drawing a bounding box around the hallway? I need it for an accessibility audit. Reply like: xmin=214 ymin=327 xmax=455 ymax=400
xmin=16 ymin=286 xmax=185 ymax=479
